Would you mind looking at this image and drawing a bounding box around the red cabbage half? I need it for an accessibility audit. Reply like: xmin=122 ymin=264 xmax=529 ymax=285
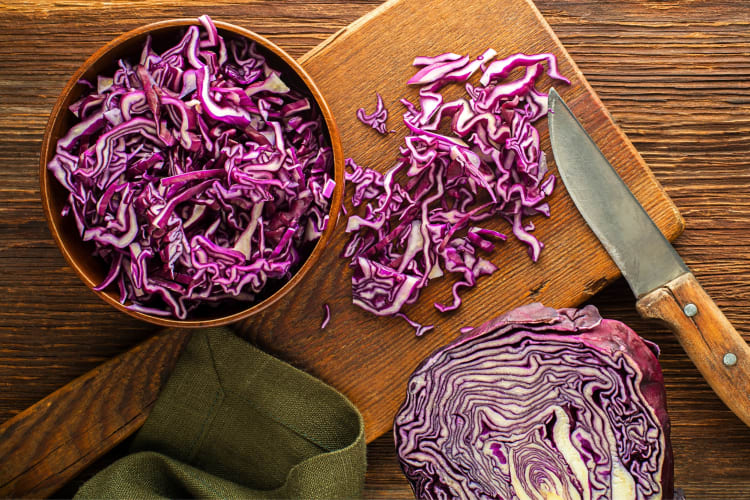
xmin=47 ymin=16 xmax=335 ymax=319
xmin=343 ymin=52 xmax=568 ymax=330
xmin=394 ymin=304 xmax=676 ymax=500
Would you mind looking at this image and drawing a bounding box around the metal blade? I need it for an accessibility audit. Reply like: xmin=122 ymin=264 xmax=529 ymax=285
xmin=547 ymin=88 xmax=688 ymax=298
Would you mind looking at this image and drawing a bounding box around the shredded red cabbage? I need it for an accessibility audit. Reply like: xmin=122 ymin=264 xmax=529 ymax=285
xmin=356 ymin=92 xmax=389 ymax=134
xmin=343 ymin=51 xmax=569 ymax=329
xmin=47 ymin=16 xmax=335 ymax=319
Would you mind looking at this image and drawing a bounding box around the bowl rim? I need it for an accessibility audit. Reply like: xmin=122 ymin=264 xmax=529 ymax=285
xmin=39 ymin=18 xmax=345 ymax=328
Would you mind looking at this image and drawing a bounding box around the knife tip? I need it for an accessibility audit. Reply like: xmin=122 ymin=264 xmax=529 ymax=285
xmin=548 ymin=87 xmax=559 ymax=111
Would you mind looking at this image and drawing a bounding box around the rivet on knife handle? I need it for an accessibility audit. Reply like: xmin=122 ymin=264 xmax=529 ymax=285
xmin=636 ymin=273 xmax=750 ymax=426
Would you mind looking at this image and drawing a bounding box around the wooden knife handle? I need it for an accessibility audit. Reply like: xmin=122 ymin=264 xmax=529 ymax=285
xmin=636 ymin=272 xmax=750 ymax=427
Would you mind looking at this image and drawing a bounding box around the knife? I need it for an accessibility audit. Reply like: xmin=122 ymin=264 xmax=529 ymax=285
xmin=548 ymin=88 xmax=750 ymax=427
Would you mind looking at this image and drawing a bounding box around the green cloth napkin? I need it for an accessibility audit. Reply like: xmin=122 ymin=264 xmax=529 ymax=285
xmin=75 ymin=327 xmax=366 ymax=499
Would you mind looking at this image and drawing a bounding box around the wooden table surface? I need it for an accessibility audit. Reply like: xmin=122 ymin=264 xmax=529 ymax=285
xmin=1 ymin=0 xmax=749 ymax=498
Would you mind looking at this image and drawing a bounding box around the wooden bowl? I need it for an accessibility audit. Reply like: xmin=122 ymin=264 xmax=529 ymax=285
xmin=39 ymin=19 xmax=344 ymax=328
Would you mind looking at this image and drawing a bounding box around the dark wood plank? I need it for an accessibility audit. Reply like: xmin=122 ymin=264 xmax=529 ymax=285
xmin=0 ymin=330 xmax=191 ymax=498
xmin=1 ymin=1 xmax=750 ymax=499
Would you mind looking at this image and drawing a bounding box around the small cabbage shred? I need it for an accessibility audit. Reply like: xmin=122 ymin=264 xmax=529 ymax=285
xmin=320 ymin=303 xmax=331 ymax=329
xmin=394 ymin=303 xmax=678 ymax=500
xmin=356 ymin=92 xmax=389 ymax=133
xmin=47 ymin=16 xmax=335 ymax=319
xmin=343 ymin=51 xmax=569 ymax=330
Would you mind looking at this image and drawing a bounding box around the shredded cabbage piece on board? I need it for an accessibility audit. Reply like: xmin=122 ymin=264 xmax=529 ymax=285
xmin=344 ymin=51 xmax=569 ymax=333
xmin=356 ymin=92 xmax=390 ymax=134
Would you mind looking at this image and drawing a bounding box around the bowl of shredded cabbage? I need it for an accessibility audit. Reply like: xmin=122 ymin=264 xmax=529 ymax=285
xmin=40 ymin=16 xmax=344 ymax=327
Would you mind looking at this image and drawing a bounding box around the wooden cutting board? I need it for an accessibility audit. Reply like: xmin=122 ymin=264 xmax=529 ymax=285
xmin=240 ymin=0 xmax=684 ymax=441
xmin=0 ymin=0 xmax=684 ymax=496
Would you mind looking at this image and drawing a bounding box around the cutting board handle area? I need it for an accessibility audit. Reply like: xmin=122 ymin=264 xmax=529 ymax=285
xmin=637 ymin=272 xmax=750 ymax=427
xmin=0 ymin=330 xmax=190 ymax=499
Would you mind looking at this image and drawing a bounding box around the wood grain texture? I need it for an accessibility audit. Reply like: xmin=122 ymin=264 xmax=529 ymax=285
xmin=637 ymin=272 xmax=750 ymax=428
xmin=1 ymin=0 xmax=750 ymax=499
xmin=0 ymin=329 xmax=191 ymax=498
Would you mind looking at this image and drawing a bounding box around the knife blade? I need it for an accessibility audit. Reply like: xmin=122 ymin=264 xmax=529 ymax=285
xmin=548 ymin=88 xmax=750 ymax=427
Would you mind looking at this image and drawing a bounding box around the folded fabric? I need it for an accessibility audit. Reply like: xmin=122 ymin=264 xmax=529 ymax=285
xmin=75 ymin=327 xmax=366 ymax=499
